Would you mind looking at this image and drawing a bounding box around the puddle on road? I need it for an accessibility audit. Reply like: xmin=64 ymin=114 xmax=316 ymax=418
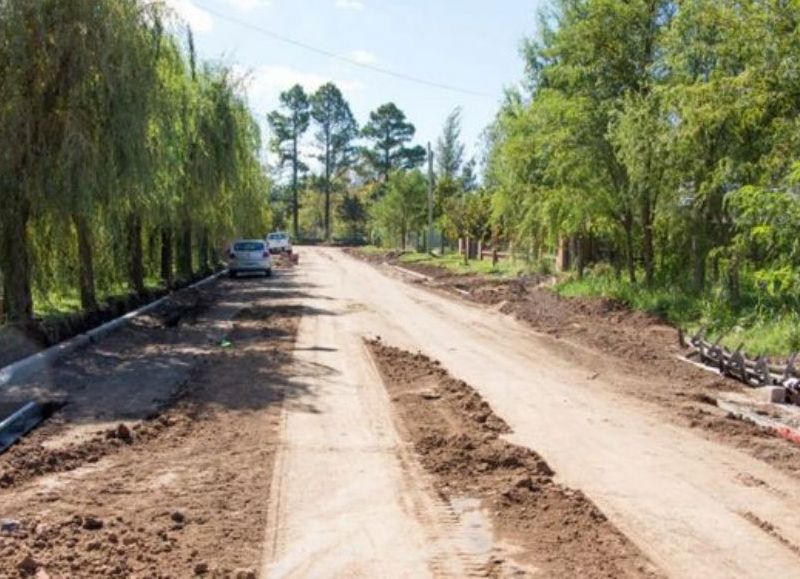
xmin=450 ymin=496 xmax=539 ymax=577
xmin=451 ymin=497 xmax=493 ymax=557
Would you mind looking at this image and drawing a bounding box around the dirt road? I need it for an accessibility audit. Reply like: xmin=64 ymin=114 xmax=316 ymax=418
xmin=4 ymin=248 xmax=800 ymax=577
xmin=263 ymin=247 xmax=800 ymax=578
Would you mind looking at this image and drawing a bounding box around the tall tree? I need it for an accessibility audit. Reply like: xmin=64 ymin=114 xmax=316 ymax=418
xmin=362 ymin=103 xmax=426 ymax=184
xmin=370 ymin=170 xmax=427 ymax=249
xmin=436 ymin=108 xmax=466 ymax=179
xmin=337 ymin=193 xmax=367 ymax=242
xmin=311 ymin=83 xmax=358 ymax=241
xmin=268 ymin=84 xmax=310 ymax=239
xmin=501 ymin=0 xmax=670 ymax=280
xmin=0 ymin=0 xmax=271 ymax=325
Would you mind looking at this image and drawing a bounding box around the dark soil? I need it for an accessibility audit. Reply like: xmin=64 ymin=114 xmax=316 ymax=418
xmin=368 ymin=339 xmax=661 ymax=578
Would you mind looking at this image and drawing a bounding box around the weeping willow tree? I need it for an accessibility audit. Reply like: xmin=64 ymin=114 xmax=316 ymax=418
xmin=0 ymin=0 xmax=271 ymax=325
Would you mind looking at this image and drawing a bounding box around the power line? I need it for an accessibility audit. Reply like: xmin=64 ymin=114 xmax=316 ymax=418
xmin=191 ymin=2 xmax=494 ymax=99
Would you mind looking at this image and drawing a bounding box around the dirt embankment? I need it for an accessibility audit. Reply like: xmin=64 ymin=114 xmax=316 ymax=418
xmin=349 ymin=248 xmax=800 ymax=479
xmin=0 ymin=297 xmax=300 ymax=578
xmin=367 ymin=339 xmax=661 ymax=578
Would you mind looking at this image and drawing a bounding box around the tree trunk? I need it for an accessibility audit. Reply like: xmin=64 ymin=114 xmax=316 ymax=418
xmin=0 ymin=197 xmax=33 ymax=323
xmin=324 ymin=183 xmax=331 ymax=242
xmin=728 ymin=256 xmax=740 ymax=306
xmin=556 ymin=236 xmax=571 ymax=272
xmin=692 ymin=228 xmax=706 ymax=293
xmin=324 ymin=142 xmax=332 ymax=242
xmin=292 ymin=137 xmax=300 ymax=239
xmin=160 ymin=227 xmax=173 ymax=286
xmin=623 ymin=214 xmax=636 ymax=284
xmin=73 ymin=214 xmax=98 ymax=311
xmin=127 ymin=214 xmax=145 ymax=294
xmin=641 ymin=195 xmax=654 ymax=286
xmin=198 ymin=228 xmax=210 ymax=274
xmin=178 ymin=216 xmax=192 ymax=280
xmin=576 ymin=235 xmax=585 ymax=279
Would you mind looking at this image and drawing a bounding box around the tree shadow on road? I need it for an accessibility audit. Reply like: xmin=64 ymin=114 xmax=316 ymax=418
xmin=0 ymin=268 xmax=336 ymax=429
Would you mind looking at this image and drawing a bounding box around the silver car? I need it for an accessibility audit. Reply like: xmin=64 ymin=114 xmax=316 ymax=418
xmin=228 ymin=239 xmax=273 ymax=278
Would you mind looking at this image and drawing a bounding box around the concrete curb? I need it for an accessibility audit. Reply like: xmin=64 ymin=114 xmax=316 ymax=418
xmin=389 ymin=263 xmax=433 ymax=282
xmin=0 ymin=270 xmax=226 ymax=389
xmin=0 ymin=401 xmax=43 ymax=453
xmin=717 ymin=399 xmax=800 ymax=445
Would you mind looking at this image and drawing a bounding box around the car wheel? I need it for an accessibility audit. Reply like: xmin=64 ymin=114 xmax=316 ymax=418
xmin=265 ymin=268 xmax=272 ymax=278
xmin=229 ymin=270 xmax=237 ymax=279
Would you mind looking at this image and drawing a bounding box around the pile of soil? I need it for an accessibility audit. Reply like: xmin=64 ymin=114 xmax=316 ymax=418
xmin=0 ymin=286 xmax=299 ymax=578
xmin=0 ymin=414 xmax=185 ymax=490
xmin=367 ymin=339 xmax=660 ymax=578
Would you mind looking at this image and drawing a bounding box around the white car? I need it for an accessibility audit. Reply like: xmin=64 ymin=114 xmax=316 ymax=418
xmin=267 ymin=231 xmax=292 ymax=254
xmin=228 ymin=239 xmax=272 ymax=278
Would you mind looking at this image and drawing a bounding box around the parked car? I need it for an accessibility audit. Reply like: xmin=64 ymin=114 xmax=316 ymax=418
xmin=267 ymin=231 xmax=292 ymax=254
xmin=228 ymin=239 xmax=272 ymax=278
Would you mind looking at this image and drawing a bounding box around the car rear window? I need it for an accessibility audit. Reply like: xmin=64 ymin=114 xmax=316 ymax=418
xmin=268 ymin=233 xmax=286 ymax=240
xmin=233 ymin=241 xmax=265 ymax=251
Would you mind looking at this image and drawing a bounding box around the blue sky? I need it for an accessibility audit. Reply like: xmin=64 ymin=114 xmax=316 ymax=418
xmin=166 ymin=0 xmax=543 ymax=168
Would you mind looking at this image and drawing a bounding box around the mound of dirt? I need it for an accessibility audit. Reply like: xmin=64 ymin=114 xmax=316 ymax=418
xmin=368 ymin=339 xmax=661 ymax=578
xmin=0 ymin=413 xmax=186 ymax=490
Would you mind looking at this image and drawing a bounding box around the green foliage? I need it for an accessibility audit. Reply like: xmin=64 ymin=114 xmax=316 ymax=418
xmin=435 ymin=108 xmax=465 ymax=180
xmin=0 ymin=0 xmax=270 ymax=323
xmin=268 ymin=84 xmax=310 ymax=237
xmin=399 ymin=251 xmax=529 ymax=278
xmin=482 ymin=0 xmax=800 ymax=353
xmin=337 ymin=193 xmax=368 ymax=243
xmin=311 ymin=82 xmax=359 ymax=240
xmin=369 ymin=171 xmax=427 ymax=249
xmin=439 ymin=190 xmax=493 ymax=248
xmin=361 ymin=103 xmax=426 ymax=184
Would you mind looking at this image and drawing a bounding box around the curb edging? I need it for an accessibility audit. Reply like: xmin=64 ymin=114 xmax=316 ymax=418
xmin=0 ymin=270 xmax=226 ymax=389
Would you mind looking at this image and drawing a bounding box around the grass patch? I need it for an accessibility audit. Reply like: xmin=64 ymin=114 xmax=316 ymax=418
xmin=398 ymin=251 xmax=532 ymax=278
xmin=556 ymin=273 xmax=800 ymax=357
xmin=33 ymin=277 xmax=164 ymax=320
xmin=355 ymin=245 xmax=390 ymax=256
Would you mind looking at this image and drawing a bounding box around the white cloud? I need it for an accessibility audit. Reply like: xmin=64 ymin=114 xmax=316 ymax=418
xmin=243 ymin=65 xmax=364 ymax=106
xmin=345 ymin=50 xmax=377 ymax=66
xmin=226 ymin=0 xmax=270 ymax=10
xmin=164 ymin=0 xmax=214 ymax=32
xmin=335 ymin=0 xmax=365 ymax=10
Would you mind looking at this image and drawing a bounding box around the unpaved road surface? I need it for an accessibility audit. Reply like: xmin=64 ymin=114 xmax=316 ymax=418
xmin=266 ymin=247 xmax=800 ymax=579
xmin=0 ymin=276 xmax=299 ymax=577
xmin=3 ymin=248 xmax=800 ymax=577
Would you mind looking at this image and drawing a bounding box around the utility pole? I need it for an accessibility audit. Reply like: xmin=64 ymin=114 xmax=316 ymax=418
xmin=427 ymin=142 xmax=434 ymax=254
